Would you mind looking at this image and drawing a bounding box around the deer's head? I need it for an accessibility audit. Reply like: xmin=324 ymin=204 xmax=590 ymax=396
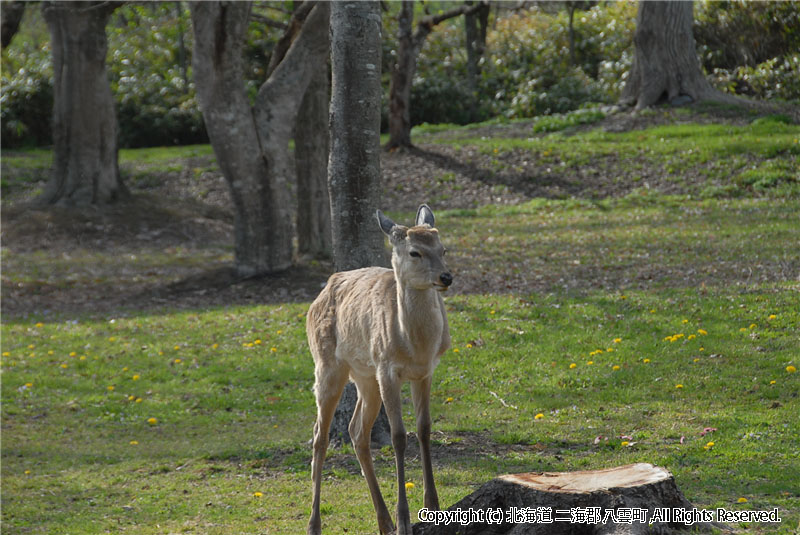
xmin=376 ymin=205 xmax=453 ymax=292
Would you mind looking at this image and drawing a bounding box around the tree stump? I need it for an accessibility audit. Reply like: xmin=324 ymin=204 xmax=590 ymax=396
xmin=329 ymin=382 xmax=392 ymax=447
xmin=414 ymin=463 xmax=725 ymax=534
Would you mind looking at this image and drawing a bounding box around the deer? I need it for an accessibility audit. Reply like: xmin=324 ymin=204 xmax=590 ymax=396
xmin=306 ymin=204 xmax=452 ymax=535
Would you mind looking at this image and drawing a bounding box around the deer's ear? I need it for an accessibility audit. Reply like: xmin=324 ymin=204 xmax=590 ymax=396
xmin=416 ymin=204 xmax=435 ymax=227
xmin=376 ymin=210 xmax=396 ymax=236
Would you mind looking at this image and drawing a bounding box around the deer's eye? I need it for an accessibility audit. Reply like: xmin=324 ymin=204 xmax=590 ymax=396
xmin=409 ymin=251 xmax=421 ymax=258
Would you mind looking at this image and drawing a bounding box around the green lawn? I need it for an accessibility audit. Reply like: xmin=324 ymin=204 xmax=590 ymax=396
xmin=2 ymin=112 xmax=799 ymax=533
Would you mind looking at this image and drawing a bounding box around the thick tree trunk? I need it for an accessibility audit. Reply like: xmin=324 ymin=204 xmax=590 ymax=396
xmin=620 ymin=1 xmax=735 ymax=110
xmin=1 ymin=0 xmax=26 ymax=49
xmin=414 ymin=464 xmax=724 ymax=534
xmin=41 ymin=1 xmax=126 ymax=206
xmin=328 ymin=0 xmax=390 ymax=445
xmin=296 ymin=64 xmax=332 ymax=261
xmin=190 ymin=1 xmax=330 ymax=277
xmin=329 ymin=0 xmax=386 ymax=271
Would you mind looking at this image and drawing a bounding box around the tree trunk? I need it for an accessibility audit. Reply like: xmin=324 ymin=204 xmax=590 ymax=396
xmin=296 ymin=64 xmax=332 ymax=261
xmin=414 ymin=464 xmax=724 ymax=534
xmin=329 ymin=0 xmax=386 ymax=271
xmin=190 ymin=1 xmax=330 ymax=278
xmin=1 ymin=0 xmax=26 ymax=49
xmin=386 ymin=1 xmax=488 ymax=150
xmin=387 ymin=0 xmax=415 ymax=150
xmin=41 ymin=1 xmax=126 ymax=206
xmin=620 ymin=1 xmax=734 ymax=110
xmin=464 ymin=1 xmax=490 ymax=122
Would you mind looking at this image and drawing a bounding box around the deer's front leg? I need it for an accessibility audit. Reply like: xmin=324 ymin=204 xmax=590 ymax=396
xmin=378 ymin=372 xmax=411 ymax=535
xmin=411 ymin=376 xmax=439 ymax=510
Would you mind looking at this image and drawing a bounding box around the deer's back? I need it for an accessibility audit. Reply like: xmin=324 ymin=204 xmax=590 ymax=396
xmin=307 ymin=267 xmax=399 ymax=373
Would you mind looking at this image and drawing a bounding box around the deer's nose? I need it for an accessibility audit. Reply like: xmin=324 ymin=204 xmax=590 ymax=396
xmin=440 ymin=272 xmax=453 ymax=287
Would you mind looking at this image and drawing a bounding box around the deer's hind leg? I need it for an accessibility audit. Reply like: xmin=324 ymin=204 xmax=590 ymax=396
xmin=350 ymin=376 xmax=394 ymax=534
xmin=307 ymin=360 xmax=349 ymax=535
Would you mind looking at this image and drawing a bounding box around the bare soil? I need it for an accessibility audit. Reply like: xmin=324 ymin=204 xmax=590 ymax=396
xmin=0 ymin=107 xmax=787 ymax=319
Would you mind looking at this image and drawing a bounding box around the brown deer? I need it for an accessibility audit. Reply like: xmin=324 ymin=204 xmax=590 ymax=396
xmin=306 ymin=205 xmax=452 ymax=535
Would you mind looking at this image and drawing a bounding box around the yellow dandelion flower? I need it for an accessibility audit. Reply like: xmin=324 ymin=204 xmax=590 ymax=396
xmin=132 ymin=374 xmax=140 ymax=381
xmin=1 ymin=352 xmax=9 ymax=357
xmin=48 ymin=350 xmax=54 ymax=355
xmin=489 ymin=310 xmax=495 ymax=315
xmin=699 ymin=347 xmax=704 ymax=352
xmin=675 ymin=384 xmax=684 ymax=389
xmin=130 ymin=440 xmax=139 ymax=445
xmin=24 ymin=469 xmax=32 ymax=475
xmin=174 ymin=358 xmax=182 ymax=364
xmin=587 ymin=361 xmax=594 ymax=365
xmin=253 ymin=491 xmax=264 ymax=498
xmin=158 ymin=351 xmax=164 ymax=356
xmin=643 ymin=358 xmax=650 ymax=363
xmin=405 ymin=482 xmax=415 ymax=490
xmin=613 ymin=338 xmax=622 ymax=343
xmin=28 ymin=344 xmax=35 ymax=349
xmin=25 ymin=382 xmax=33 ymax=388
xmin=107 ymin=385 xmax=115 ymax=391
xmin=35 ymin=322 xmax=44 ymax=328
xmin=147 ymin=417 xmax=158 ymax=425
xmin=682 ymin=319 xmax=689 ymax=324
xmin=704 ymin=441 xmax=714 ymax=449
xmin=60 ymin=363 xmax=68 ymax=369
xmin=569 ymin=363 xmax=577 ymax=369
xmin=688 ymin=334 xmax=696 ymax=340
xmin=534 ymin=413 xmax=544 ymax=420
xmin=612 ymin=365 xmax=620 ymax=371
xmin=254 ymin=339 xmax=262 ymax=345
xmin=270 ymin=347 xmax=278 ymax=353
xmin=453 ymin=348 xmax=459 ymax=353
xmin=620 ymin=295 xmax=627 ymax=300
xmin=650 ymin=309 xmax=656 ymax=314
xmin=621 ymin=441 xmax=629 ymax=447
xmin=69 ymin=351 xmax=77 ymax=357
xmin=466 ymin=343 xmax=473 ymax=348
xmin=786 ymin=365 xmax=797 ymax=373
xmin=173 ymin=345 xmax=180 ymax=351
xmin=135 ymin=398 xmax=143 ymax=403
xmin=749 ymin=323 xmax=757 ymax=329
xmin=277 ymin=330 xmax=283 ymax=335
xmin=122 ymin=367 xmax=129 ymax=372
xmin=693 ymin=358 xmax=700 ymax=363
xmin=739 ymin=327 xmax=747 ymax=332
xmin=128 ymin=395 xmax=136 ymax=401
xmin=737 ymin=497 xmax=748 ymax=503
xmin=769 ymin=380 xmax=776 ymax=385
xmin=79 ymin=356 xmax=86 ymax=361
xmin=675 ymin=334 xmax=684 ymax=339
xmin=768 ymin=315 xmax=777 ymax=320
xmin=445 ymin=397 xmax=454 ymax=403
xmin=697 ymin=329 xmax=707 ymax=335
xmin=606 ymin=348 xmax=614 ymax=352
xmin=108 ymin=337 xmax=116 ymax=342
xmin=212 ymin=343 xmax=219 ymax=349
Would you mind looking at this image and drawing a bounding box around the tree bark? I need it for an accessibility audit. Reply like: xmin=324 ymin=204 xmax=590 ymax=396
xmin=296 ymin=64 xmax=332 ymax=261
xmin=41 ymin=1 xmax=126 ymax=206
xmin=386 ymin=1 xmax=488 ymax=150
xmin=329 ymin=0 xmax=386 ymax=271
xmin=620 ymin=0 xmax=736 ymax=110
xmin=414 ymin=464 xmax=724 ymax=534
xmin=1 ymin=0 xmax=26 ymax=49
xmin=190 ymin=1 xmax=330 ymax=277
xmin=464 ymin=1 xmax=490 ymax=121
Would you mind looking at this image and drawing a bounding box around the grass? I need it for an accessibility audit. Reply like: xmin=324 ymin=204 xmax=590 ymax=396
xmin=3 ymin=112 xmax=799 ymax=533
xmin=3 ymin=198 xmax=800 ymax=534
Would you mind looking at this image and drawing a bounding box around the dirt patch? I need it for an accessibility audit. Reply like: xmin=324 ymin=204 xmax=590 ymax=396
xmin=1 ymin=106 xmax=793 ymax=319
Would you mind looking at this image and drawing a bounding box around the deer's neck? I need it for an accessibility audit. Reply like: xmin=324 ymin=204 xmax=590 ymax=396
xmin=395 ymin=282 xmax=443 ymax=353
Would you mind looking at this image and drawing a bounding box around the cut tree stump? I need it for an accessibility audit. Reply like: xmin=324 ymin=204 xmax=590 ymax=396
xmin=414 ymin=463 xmax=726 ymax=534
